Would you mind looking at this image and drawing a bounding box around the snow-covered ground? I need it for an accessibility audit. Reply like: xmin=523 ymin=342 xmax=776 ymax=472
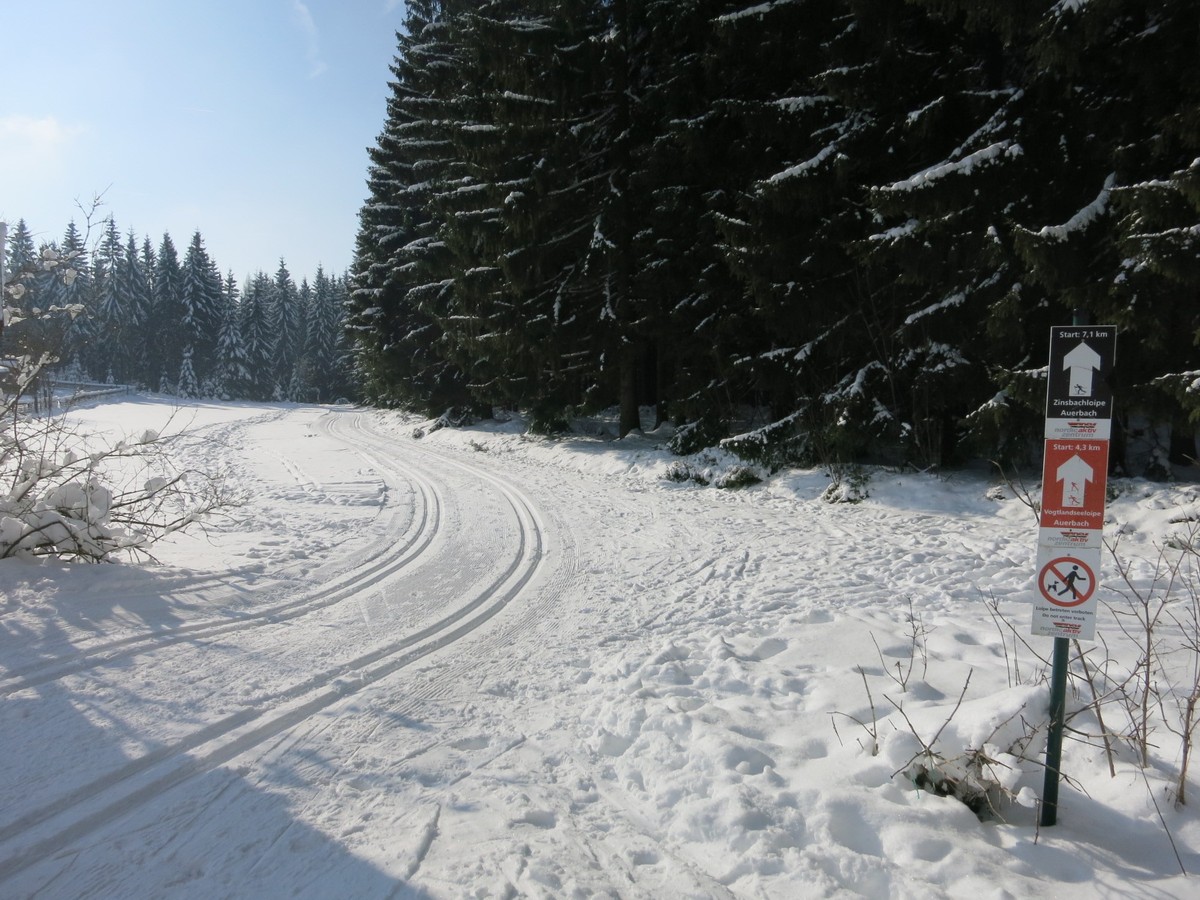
xmin=2 ymin=397 xmax=1199 ymax=898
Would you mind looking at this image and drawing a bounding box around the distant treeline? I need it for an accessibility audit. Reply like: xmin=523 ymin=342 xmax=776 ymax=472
xmin=3 ymin=217 xmax=353 ymax=403
xmin=348 ymin=0 xmax=1199 ymax=473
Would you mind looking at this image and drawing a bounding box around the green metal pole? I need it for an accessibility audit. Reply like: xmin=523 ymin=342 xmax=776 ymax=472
xmin=1041 ymin=308 xmax=1088 ymax=827
xmin=1041 ymin=635 xmax=1069 ymax=825
xmin=1 ymin=221 xmax=8 ymax=338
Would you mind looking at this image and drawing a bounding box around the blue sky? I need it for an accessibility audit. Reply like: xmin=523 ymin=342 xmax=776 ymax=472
xmin=2 ymin=0 xmax=408 ymax=285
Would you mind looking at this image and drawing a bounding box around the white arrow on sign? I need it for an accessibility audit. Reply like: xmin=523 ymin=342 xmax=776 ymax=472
xmin=1057 ymin=454 xmax=1094 ymax=508
xmin=1063 ymin=341 xmax=1103 ymax=397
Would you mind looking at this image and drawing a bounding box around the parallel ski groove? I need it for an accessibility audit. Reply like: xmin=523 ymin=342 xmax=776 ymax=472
xmin=0 ymin=416 xmax=436 ymax=696
xmin=0 ymin=412 xmax=547 ymax=886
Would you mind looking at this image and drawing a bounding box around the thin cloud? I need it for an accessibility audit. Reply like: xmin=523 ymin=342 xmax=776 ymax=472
xmin=291 ymin=1 xmax=328 ymax=78
xmin=0 ymin=114 xmax=84 ymax=149
xmin=0 ymin=114 xmax=85 ymax=180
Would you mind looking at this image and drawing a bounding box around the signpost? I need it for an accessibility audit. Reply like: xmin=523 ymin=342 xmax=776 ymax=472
xmin=1037 ymin=321 xmax=1116 ymax=825
xmin=1034 ymin=326 xmax=1115 ymax=642
xmin=1 ymin=221 xmax=7 ymax=336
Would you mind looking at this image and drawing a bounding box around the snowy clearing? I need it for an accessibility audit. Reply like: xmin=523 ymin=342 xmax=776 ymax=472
xmin=2 ymin=397 xmax=1199 ymax=898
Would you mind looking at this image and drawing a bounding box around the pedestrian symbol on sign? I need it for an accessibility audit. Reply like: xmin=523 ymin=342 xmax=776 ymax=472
xmin=1038 ymin=556 xmax=1097 ymax=608
xmin=1057 ymin=565 xmax=1085 ymax=598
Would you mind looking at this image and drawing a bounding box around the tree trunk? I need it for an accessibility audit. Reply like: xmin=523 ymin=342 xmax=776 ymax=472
xmin=652 ymin=339 xmax=669 ymax=429
xmin=619 ymin=343 xmax=640 ymax=437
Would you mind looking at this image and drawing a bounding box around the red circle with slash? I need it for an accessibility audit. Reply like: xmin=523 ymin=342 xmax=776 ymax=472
xmin=1038 ymin=556 xmax=1096 ymax=607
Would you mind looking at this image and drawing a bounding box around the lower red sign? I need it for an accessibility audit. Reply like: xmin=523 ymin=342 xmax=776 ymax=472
xmin=1039 ymin=440 xmax=1109 ymax=532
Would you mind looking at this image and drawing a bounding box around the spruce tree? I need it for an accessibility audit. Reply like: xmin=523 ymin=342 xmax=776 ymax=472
xmin=181 ymin=231 xmax=224 ymax=390
xmin=91 ymin=216 xmax=126 ymax=382
xmin=269 ymin=260 xmax=302 ymax=398
xmin=1 ymin=219 xmax=42 ymax=327
xmin=149 ymin=234 xmax=185 ymax=392
xmin=118 ymin=232 xmax=153 ymax=386
xmin=344 ymin=0 xmax=1200 ymax=466
xmin=214 ymin=272 xmax=251 ymax=400
xmin=2 ymin=219 xmax=37 ymax=277
xmin=177 ymin=345 xmax=200 ymax=398
xmin=349 ymin=0 xmax=479 ymax=413
xmin=239 ymin=271 xmax=275 ymax=400
xmin=442 ymin=0 xmax=620 ymax=425
xmin=307 ymin=266 xmax=344 ymax=402
xmin=135 ymin=237 xmax=158 ymax=386
xmin=850 ymin=1 xmax=1034 ymax=466
xmin=590 ymin=0 xmax=645 ymax=436
xmin=704 ymin=0 xmax=864 ymax=457
xmin=289 ymin=277 xmax=316 ymax=401
xmin=51 ymin=222 xmax=92 ymax=377
xmin=0 ymin=220 xmax=50 ymax=369
xmin=1100 ymin=2 xmax=1200 ymax=440
xmin=623 ymin=0 xmax=742 ymax=432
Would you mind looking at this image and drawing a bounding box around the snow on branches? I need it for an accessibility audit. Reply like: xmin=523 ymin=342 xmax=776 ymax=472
xmin=2 ymin=231 xmax=233 ymax=562
xmin=0 ymin=412 xmax=232 ymax=562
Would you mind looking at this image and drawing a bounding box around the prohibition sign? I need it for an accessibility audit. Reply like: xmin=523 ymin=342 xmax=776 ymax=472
xmin=1039 ymin=556 xmax=1096 ymax=607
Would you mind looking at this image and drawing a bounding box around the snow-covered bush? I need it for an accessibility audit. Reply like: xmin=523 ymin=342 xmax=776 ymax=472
xmin=837 ymin=626 xmax=1043 ymax=822
xmin=2 ymin=237 xmax=229 ymax=562
xmin=0 ymin=413 xmax=228 ymax=561
xmin=713 ymin=464 xmax=763 ymax=490
xmin=667 ymin=415 xmax=726 ymax=456
xmin=415 ymin=406 xmax=480 ymax=440
xmin=662 ymin=461 xmax=710 ymax=485
xmin=821 ymin=465 xmax=871 ymax=503
xmin=719 ymin=413 xmax=805 ymax=472
xmin=526 ymin=405 xmax=570 ymax=437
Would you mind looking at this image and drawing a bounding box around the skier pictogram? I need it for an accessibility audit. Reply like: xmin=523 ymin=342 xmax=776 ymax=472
xmin=1063 ymin=341 xmax=1102 ymax=397
xmin=1056 ymin=454 xmax=1094 ymax=509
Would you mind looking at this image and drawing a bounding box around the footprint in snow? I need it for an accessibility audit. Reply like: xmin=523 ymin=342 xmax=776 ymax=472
xmin=511 ymin=809 xmax=556 ymax=829
xmin=725 ymin=745 xmax=776 ymax=775
xmin=749 ymin=636 xmax=788 ymax=660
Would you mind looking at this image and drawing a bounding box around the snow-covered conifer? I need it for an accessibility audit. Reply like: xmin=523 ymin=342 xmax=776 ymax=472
xmin=181 ymin=231 xmax=224 ymax=387
xmin=213 ymin=272 xmax=251 ymax=400
xmin=239 ymin=271 xmax=276 ymax=400
xmin=148 ymin=234 xmax=186 ymax=390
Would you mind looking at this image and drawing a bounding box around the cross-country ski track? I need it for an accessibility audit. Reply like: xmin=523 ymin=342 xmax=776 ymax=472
xmin=0 ymin=406 xmax=568 ymax=896
xmin=3 ymin=399 xmax=1199 ymax=898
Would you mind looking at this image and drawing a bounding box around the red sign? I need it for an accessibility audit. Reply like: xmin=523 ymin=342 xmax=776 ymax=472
xmin=1039 ymin=440 xmax=1109 ymax=531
